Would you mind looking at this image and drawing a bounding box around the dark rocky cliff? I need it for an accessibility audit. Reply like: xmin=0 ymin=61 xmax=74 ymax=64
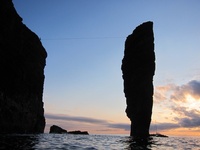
xmin=0 ymin=0 xmax=47 ymax=133
xmin=121 ymin=21 xmax=155 ymax=138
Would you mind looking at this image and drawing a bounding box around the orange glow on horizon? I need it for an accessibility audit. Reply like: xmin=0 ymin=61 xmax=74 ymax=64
xmin=157 ymin=129 xmax=200 ymax=137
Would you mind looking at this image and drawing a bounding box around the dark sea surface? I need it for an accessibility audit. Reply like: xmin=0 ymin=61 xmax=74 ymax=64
xmin=0 ymin=134 xmax=200 ymax=150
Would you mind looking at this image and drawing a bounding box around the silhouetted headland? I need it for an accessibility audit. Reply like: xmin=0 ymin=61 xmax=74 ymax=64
xmin=0 ymin=0 xmax=47 ymax=133
xmin=49 ymin=125 xmax=89 ymax=135
xmin=121 ymin=21 xmax=155 ymax=138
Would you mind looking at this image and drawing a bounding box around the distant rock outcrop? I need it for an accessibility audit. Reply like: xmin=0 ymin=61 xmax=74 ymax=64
xmin=150 ymin=133 xmax=168 ymax=138
xmin=68 ymin=131 xmax=89 ymax=135
xmin=0 ymin=0 xmax=47 ymax=133
xmin=49 ymin=125 xmax=67 ymax=134
xmin=49 ymin=125 xmax=89 ymax=135
xmin=121 ymin=21 xmax=155 ymax=138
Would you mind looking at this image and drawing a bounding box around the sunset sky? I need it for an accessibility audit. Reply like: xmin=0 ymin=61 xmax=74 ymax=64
xmin=13 ymin=0 xmax=200 ymax=136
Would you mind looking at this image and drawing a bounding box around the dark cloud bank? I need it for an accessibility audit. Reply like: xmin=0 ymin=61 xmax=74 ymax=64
xmin=172 ymin=107 xmax=200 ymax=128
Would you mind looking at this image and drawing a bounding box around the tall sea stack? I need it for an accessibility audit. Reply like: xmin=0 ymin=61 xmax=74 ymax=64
xmin=121 ymin=21 xmax=155 ymax=138
xmin=0 ymin=0 xmax=47 ymax=133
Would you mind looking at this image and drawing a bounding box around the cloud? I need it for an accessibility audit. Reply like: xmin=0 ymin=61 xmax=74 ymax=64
xmin=45 ymin=113 xmax=181 ymax=131
xmin=45 ymin=113 xmax=132 ymax=132
xmin=154 ymin=84 xmax=176 ymax=102
xmin=108 ymin=123 xmax=130 ymax=131
xmin=170 ymin=80 xmax=200 ymax=102
xmin=154 ymin=80 xmax=200 ymax=103
xmin=172 ymin=107 xmax=200 ymax=128
xmin=45 ymin=79 xmax=200 ymax=134
xmin=45 ymin=113 xmax=131 ymax=131
xmin=150 ymin=123 xmax=180 ymax=131
xmin=179 ymin=117 xmax=200 ymax=128
xmin=188 ymin=80 xmax=200 ymax=99
xmin=45 ymin=113 xmax=108 ymax=124
xmin=45 ymin=80 xmax=200 ymax=134
xmin=154 ymin=80 xmax=200 ymax=131
xmin=108 ymin=122 xmax=181 ymax=132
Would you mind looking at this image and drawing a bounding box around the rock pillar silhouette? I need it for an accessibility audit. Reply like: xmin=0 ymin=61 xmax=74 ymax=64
xmin=0 ymin=0 xmax=47 ymax=133
xmin=121 ymin=21 xmax=155 ymax=138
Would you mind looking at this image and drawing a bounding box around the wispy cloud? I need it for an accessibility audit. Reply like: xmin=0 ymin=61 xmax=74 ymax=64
xmin=154 ymin=84 xmax=176 ymax=103
xmin=45 ymin=113 xmax=108 ymax=124
xmin=46 ymin=113 xmax=130 ymax=131
xmin=45 ymin=113 xmax=181 ymax=132
xmin=150 ymin=123 xmax=180 ymax=131
xmin=45 ymin=113 xmax=131 ymax=133
xmin=109 ymin=122 xmax=181 ymax=132
xmin=108 ymin=123 xmax=130 ymax=131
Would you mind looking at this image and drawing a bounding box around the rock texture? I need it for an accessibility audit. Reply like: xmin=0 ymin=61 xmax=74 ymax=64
xmin=121 ymin=21 xmax=155 ymax=138
xmin=0 ymin=0 xmax=47 ymax=133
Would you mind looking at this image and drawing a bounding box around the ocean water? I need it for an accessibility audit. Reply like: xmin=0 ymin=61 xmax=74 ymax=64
xmin=0 ymin=134 xmax=200 ymax=150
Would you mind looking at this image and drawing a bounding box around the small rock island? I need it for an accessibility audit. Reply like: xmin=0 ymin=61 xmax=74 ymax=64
xmin=121 ymin=21 xmax=155 ymax=138
xmin=49 ymin=125 xmax=89 ymax=135
xmin=0 ymin=0 xmax=47 ymax=133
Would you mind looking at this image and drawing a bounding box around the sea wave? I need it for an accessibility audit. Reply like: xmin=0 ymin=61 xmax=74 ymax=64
xmin=0 ymin=134 xmax=200 ymax=149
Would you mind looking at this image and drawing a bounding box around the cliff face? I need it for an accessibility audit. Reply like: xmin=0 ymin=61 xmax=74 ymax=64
xmin=0 ymin=0 xmax=47 ymax=133
xmin=121 ymin=21 xmax=155 ymax=138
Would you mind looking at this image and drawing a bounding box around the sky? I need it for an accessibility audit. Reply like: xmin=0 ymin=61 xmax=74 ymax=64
xmin=12 ymin=0 xmax=200 ymax=136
